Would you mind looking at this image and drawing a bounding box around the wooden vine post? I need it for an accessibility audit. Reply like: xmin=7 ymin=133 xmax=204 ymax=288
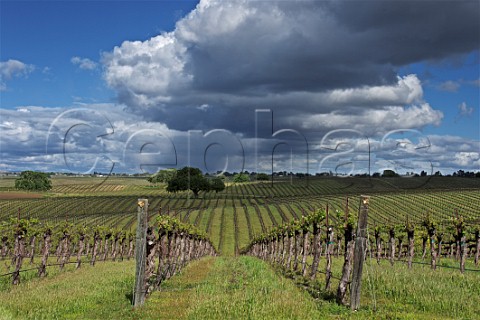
xmin=12 ymin=221 xmax=27 ymax=285
xmin=388 ymin=226 xmax=395 ymax=266
xmin=325 ymin=205 xmax=334 ymax=291
xmin=374 ymin=225 xmax=382 ymax=264
xmin=336 ymin=209 xmax=355 ymax=305
xmin=475 ymin=228 xmax=480 ymax=267
xmin=134 ymin=198 xmax=148 ymax=308
xmin=350 ymin=195 xmax=369 ymax=311
xmin=422 ymin=213 xmax=437 ymax=270
xmin=405 ymin=217 xmax=415 ymax=269
xmin=453 ymin=211 xmax=466 ymax=273
xmin=38 ymin=226 xmax=52 ymax=277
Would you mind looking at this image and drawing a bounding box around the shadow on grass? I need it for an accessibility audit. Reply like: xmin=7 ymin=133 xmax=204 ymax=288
xmin=276 ymin=266 xmax=339 ymax=303
xmin=125 ymin=292 xmax=133 ymax=304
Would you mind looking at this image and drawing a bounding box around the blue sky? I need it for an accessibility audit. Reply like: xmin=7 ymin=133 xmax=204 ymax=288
xmin=1 ymin=1 xmax=198 ymax=107
xmin=1 ymin=0 xmax=479 ymax=175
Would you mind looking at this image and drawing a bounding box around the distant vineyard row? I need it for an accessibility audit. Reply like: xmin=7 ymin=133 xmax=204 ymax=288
xmin=2 ymin=176 xmax=480 ymax=197
xmin=1 ymin=190 xmax=479 ymax=255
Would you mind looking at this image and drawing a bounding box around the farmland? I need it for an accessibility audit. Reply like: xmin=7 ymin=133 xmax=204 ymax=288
xmin=0 ymin=174 xmax=479 ymax=319
xmin=1 ymin=175 xmax=479 ymax=255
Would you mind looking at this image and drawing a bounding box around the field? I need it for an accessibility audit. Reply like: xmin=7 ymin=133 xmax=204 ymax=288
xmin=1 ymin=175 xmax=479 ymax=254
xmin=0 ymin=175 xmax=479 ymax=319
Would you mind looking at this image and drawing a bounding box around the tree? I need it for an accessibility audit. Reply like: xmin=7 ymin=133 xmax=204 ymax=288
xmin=382 ymin=169 xmax=398 ymax=177
xmin=256 ymin=173 xmax=270 ymax=181
xmin=147 ymin=169 xmax=177 ymax=184
xmin=209 ymin=177 xmax=225 ymax=193
xmin=166 ymin=167 xmax=210 ymax=197
xmin=233 ymin=173 xmax=250 ymax=183
xmin=15 ymin=171 xmax=52 ymax=191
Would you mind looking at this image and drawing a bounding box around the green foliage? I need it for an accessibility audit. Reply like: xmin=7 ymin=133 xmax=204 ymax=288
xmin=307 ymin=209 xmax=326 ymax=225
xmin=255 ymin=173 xmax=270 ymax=181
xmin=233 ymin=173 xmax=250 ymax=183
xmin=382 ymin=169 xmax=399 ymax=177
xmin=14 ymin=171 xmax=52 ymax=191
xmin=421 ymin=212 xmax=436 ymax=237
xmin=147 ymin=169 xmax=177 ymax=184
xmin=155 ymin=215 xmax=212 ymax=244
xmin=374 ymin=224 xmax=384 ymax=235
xmin=209 ymin=177 xmax=225 ymax=193
xmin=451 ymin=213 xmax=466 ymax=240
xmin=166 ymin=167 xmax=210 ymax=197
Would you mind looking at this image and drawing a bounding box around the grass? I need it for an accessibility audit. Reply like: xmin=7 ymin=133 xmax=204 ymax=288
xmin=185 ymin=256 xmax=326 ymax=319
xmin=0 ymin=260 xmax=137 ymax=319
xmin=1 ymin=255 xmax=478 ymax=319
xmin=361 ymin=260 xmax=480 ymax=319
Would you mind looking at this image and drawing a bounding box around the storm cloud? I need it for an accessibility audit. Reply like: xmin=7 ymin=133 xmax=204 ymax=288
xmin=103 ymin=0 xmax=478 ymax=136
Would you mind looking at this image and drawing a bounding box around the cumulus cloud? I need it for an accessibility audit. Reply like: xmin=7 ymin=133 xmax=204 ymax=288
xmin=0 ymin=104 xmax=477 ymax=174
xmin=0 ymin=59 xmax=35 ymax=90
xmin=454 ymin=152 xmax=480 ymax=167
xmin=298 ymin=103 xmax=443 ymax=134
xmin=102 ymin=0 xmax=478 ymax=138
xmin=71 ymin=56 xmax=98 ymax=70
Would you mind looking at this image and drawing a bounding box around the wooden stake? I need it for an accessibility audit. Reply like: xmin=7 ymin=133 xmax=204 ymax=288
xmin=134 ymin=199 xmax=148 ymax=307
xmin=350 ymin=195 xmax=369 ymax=311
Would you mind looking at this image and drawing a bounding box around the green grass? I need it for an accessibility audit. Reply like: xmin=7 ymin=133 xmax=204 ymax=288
xmin=358 ymin=260 xmax=480 ymax=319
xmin=221 ymin=207 xmax=236 ymax=256
xmin=185 ymin=256 xmax=326 ymax=319
xmin=0 ymin=260 xmax=137 ymax=319
xmin=1 ymin=255 xmax=478 ymax=319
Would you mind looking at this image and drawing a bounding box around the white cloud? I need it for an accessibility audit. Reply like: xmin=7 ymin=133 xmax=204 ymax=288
xmin=71 ymin=56 xmax=97 ymax=70
xmin=197 ymin=104 xmax=210 ymax=111
xmin=323 ymin=75 xmax=423 ymax=107
xmin=0 ymin=103 xmax=476 ymax=175
xmin=457 ymin=102 xmax=474 ymax=116
xmin=0 ymin=59 xmax=35 ymax=90
xmin=438 ymin=80 xmax=460 ymax=92
xmin=296 ymin=103 xmax=443 ymax=134
xmin=454 ymin=152 xmax=480 ymax=167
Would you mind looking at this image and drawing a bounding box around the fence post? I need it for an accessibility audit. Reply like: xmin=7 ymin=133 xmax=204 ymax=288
xmin=350 ymin=195 xmax=369 ymax=311
xmin=133 ymin=199 xmax=148 ymax=307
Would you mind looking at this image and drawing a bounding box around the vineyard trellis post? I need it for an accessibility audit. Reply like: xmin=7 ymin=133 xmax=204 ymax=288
xmin=133 ymin=198 xmax=148 ymax=308
xmin=350 ymin=195 xmax=369 ymax=311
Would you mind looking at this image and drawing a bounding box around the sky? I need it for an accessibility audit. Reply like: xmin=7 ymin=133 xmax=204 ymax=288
xmin=0 ymin=0 xmax=479 ymax=176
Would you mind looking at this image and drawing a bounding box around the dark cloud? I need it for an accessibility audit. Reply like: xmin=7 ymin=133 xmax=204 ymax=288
xmin=102 ymin=0 xmax=478 ymax=139
xmin=328 ymin=0 xmax=479 ymax=65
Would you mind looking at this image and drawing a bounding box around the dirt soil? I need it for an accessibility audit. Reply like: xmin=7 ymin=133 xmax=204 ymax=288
xmin=0 ymin=192 xmax=43 ymax=199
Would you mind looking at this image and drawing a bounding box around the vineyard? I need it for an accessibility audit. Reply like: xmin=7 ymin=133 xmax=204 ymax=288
xmin=1 ymin=177 xmax=479 ymax=256
xmin=0 ymin=215 xmax=216 ymax=292
xmin=0 ymin=176 xmax=479 ymax=319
